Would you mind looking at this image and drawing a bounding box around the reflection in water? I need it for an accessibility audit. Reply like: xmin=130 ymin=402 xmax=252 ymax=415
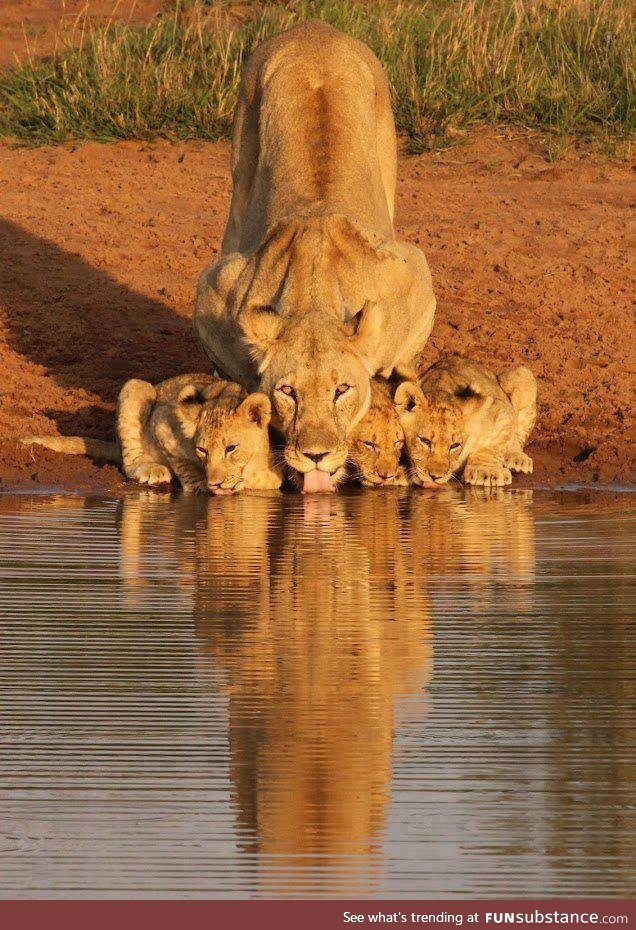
xmin=0 ymin=490 xmax=633 ymax=898
xmin=193 ymin=492 xmax=432 ymax=894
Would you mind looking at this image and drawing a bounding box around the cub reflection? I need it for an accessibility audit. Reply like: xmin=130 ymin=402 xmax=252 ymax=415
xmin=405 ymin=487 xmax=536 ymax=618
xmin=194 ymin=490 xmax=432 ymax=893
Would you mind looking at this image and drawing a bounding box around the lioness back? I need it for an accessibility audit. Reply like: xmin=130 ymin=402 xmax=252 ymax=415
xmin=396 ymin=355 xmax=537 ymax=488
xmin=230 ymin=20 xmax=396 ymax=250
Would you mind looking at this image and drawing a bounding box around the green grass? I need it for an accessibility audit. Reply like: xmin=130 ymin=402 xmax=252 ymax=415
xmin=0 ymin=0 xmax=633 ymax=150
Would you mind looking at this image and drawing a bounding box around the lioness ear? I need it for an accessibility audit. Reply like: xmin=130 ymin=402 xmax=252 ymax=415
xmin=238 ymin=392 xmax=271 ymax=428
xmin=394 ymin=381 xmax=425 ymax=413
xmin=241 ymin=305 xmax=283 ymax=358
xmin=178 ymin=384 xmax=207 ymax=407
xmin=348 ymin=300 xmax=382 ymax=359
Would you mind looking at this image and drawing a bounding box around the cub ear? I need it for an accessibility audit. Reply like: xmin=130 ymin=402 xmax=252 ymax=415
xmin=178 ymin=383 xmax=207 ymax=407
xmin=241 ymin=305 xmax=283 ymax=358
xmin=347 ymin=300 xmax=382 ymax=360
xmin=200 ymin=379 xmax=233 ymax=403
xmin=460 ymin=388 xmax=493 ymax=417
xmin=238 ymin=392 xmax=272 ymax=429
xmin=394 ymin=381 xmax=425 ymax=413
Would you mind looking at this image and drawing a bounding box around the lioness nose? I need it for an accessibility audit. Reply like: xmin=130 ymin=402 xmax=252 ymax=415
xmin=208 ymin=479 xmax=222 ymax=490
xmin=378 ymin=471 xmax=396 ymax=481
xmin=304 ymin=450 xmax=329 ymax=464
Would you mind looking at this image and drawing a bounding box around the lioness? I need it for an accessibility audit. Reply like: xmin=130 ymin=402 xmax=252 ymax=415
xmin=194 ymin=21 xmax=436 ymax=494
xmin=22 ymin=374 xmax=282 ymax=494
xmin=347 ymin=380 xmax=408 ymax=486
xmin=395 ymin=356 xmax=537 ymax=487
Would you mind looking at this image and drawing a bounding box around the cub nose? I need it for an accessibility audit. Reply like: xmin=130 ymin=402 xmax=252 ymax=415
xmin=378 ymin=471 xmax=396 ymax=481
xmin=207 ymin=479 xmax=222 ymax=490
xmin=304 ymin=450 xmax=329 ymax=465
xmin=429 ymin=473 xmax=444 ymax=482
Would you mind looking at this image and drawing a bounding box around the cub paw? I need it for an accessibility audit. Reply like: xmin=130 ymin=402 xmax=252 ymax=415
xmin=503 ymin=450 xmax=533 ymax=474
xmin=464 ymin=464 xmax=512 ymax=487
xmin=131 ymin=462 xmax=172 ymax=487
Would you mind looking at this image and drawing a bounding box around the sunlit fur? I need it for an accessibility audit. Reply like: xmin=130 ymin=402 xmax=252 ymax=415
xmin=193 ymin=22 xmax=437 ymax=482
xmin=347 ymin=379 xmax=408 ymax=486
xmin=396 ymin=355 xmax=537 ymax=488
xmin=22 ymin=374 xmax=282 ymax=494
xmin=194 ymin=389 xmax=282 ymax=493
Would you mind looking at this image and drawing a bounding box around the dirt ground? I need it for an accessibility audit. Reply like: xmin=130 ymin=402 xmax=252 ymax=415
xmin=0 ymin=127 xmax=632 ymax=492
xmin=0 ymin=0 xmax=169 ymax=68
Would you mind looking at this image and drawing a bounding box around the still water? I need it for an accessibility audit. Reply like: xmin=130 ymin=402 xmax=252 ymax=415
xmin=0 ymin=489 xmax=633 ymax=899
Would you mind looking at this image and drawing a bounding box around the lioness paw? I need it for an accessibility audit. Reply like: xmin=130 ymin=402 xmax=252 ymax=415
xmin=464 ymin=464 xmax=512 ymax=487
xmin=503 ymin=450 xmax=533 ymax=474
xmin=131 ymin=462 xmax=173 ymax=487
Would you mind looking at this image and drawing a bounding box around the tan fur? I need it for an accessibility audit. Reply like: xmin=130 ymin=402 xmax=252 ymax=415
xmin=23 ymin=374 xmax=282 ymax=494
xmin=395 ymin=355 xmax=537 ymax=487
xmin=194 ymin=21 xmax=436 ymax=483
xmin=347 ymin=379 xmax=408 ymax=486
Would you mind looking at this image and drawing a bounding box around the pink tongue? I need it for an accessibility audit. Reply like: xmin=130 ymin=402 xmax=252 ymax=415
xmin=302 ymin=469 xmax=335 ymax=494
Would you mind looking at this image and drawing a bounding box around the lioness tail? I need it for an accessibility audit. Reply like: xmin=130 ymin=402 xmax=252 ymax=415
xmin=21 ymin=436 xmax=121 ymax=464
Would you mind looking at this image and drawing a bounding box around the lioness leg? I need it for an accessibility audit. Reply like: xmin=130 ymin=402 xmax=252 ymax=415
xmin=194 ymin=253 xmax=259 ymax=389
xmin=117 ymin=379 xmax=172 ymax=486
xmin=498 ymin=365 xmax=537 ymax=447
xmin=464 ymin=449 xmax=512 ymax=488
xmin=379 ymin=241 xmax=436 ymax=378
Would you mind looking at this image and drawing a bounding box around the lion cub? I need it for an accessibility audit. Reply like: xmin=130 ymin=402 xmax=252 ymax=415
xmin=395 ymin=355 xmax=537 ymax=488
xmin=347 ymin=380 xmax=409 ymax=486
xmin=23 ymin=373 xmax=282 ymax=494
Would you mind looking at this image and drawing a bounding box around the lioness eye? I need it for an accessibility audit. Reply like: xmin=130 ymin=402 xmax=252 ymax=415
xmin=225 ymin=444 xmax=237 ymax=455
xmin=450 ymin=442 xmax=462 ymax=452
xmin=195 ymin=446 xmax=207 ymax=459
xmin=363 ymin=440 xmax=377 ymax=450
xmin=394 ymin=439 xmax=403 ymax=448
xmin=419 ymin=437 xmax=432 ymax=448
xmin=334 ymin=383 xmax=350 ymax=398
xmin=278 ymin=384 xmax=296 ymax=399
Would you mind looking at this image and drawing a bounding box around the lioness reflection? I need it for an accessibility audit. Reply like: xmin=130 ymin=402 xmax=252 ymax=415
xmin=194 ymin=491 xmax=432 ymax=894
xmin=113 ymin=488 xmax=538 ymax=894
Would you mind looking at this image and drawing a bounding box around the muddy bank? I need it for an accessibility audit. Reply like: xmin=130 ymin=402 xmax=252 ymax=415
xmin=0 ymin=131 xmax=632 ymax=492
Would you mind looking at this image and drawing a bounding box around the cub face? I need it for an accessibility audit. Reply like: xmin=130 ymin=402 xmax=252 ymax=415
xmin=348 ymin=387 xmax=406 ymax=486
xmin=394 ymin=382 xmax=466 ymax=487
xmin=179 ymin=383 xmax=278 ymax=494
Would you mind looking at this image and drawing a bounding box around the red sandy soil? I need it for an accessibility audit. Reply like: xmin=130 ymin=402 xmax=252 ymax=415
xmin=0 ymin=1 xmax=169 ymax=68
xmin=0 ymin=130 xmax=632 ymax=492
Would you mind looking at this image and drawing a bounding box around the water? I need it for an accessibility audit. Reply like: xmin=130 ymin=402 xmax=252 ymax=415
xmin=0 ymin=489 xmax=633 ymax=899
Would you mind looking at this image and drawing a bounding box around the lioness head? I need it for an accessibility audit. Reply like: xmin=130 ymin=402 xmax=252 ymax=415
xmin=179 ymin=382 xmax=276 ymax=494
xmin=241 ymin=303 xmax=381 ymax=492
xmin=348 ymin=382 xmax=405 ymax=486
xmin=394 ymin=382 xmax=467 ymax=487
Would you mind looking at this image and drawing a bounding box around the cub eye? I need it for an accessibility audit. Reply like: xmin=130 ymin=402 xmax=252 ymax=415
xmin=334 ymin=383 xmax=351 ymax=398
xmin=450 ymin=442 xmax=462 ymax=452
xmin=394 ymin=439 xmax=403 ymax=448
xmin=278 ymin=384 xmax=296 ymax=399
xmin=195 ymin=446 xmax=207 ymax=459
xmin=362 ymin=440 xmax=377 ymax=451
xmin=225 ymin=444 xmax=238 ymax=455
xmin=418 ymin=437 xmax=432 ymax=448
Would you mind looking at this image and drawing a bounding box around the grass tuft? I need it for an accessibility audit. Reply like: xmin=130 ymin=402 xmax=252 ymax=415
xmin=0 ymin=0 xmax=633 ymax=150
